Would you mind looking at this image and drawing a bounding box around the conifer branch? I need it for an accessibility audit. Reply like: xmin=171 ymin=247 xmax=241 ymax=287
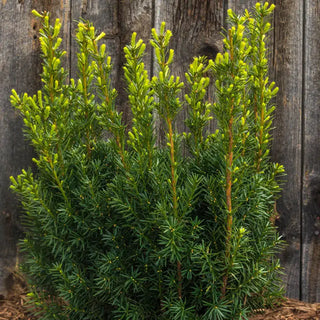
xmin=123 ymin=33 xmax=155 ymax=170
xmin=184 ymin=57 xmax=212 ymax=156
xmin=80 ymin=22 xmax=127 ymax=167
xmin=151 ymin=22 xmax=184 ymax=301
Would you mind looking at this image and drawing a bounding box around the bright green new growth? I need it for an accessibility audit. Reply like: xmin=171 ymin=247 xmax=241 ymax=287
xmin=11 ymin=3 xmax=284 ymax=319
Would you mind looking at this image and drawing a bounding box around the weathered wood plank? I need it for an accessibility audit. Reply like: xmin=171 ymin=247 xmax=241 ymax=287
xmin=227 ymin=0 xmax=257 ymax=13
xmin=0 ymin=0 xmax=71 ymax=298
xmin=301 ymin=0 xmax=320 ymax=303
xmin=271 ymin=0 xmax=304 ymax=300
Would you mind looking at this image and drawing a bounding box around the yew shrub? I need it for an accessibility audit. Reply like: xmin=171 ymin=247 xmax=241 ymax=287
xmin=11 ymin=3 xmax=284 ymax=319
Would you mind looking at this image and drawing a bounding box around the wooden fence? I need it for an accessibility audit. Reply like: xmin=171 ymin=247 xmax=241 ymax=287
xmin=0 ymin=0 xmax=319 ymax=302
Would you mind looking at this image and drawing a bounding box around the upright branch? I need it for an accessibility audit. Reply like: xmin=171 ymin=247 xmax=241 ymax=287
xmin=211 ymin=13 xmax=249 ymax=298
xmin=226 ymin=28 xmax=235 ymax=248
xmin=184 ymin=56 xmax=212 ymax=156
xmin=222 ymin=28 xmax=236 ymax=298
xmin=151 ymin=22 xmax=184 ymax=299
xmin=247 ymin=3 xmax=278 ymax=172
xmin=78 ymin=21 xmax=127 ymax=167
xmin=150 ymin=22 xmax=183 ymax=220
xmin=11 ymin=11 xmax=71 ymax=208
xmin=75 ymin=22 xmax=98 ymax=156
xmin=123 ymin=33 xmax=155 ymax=170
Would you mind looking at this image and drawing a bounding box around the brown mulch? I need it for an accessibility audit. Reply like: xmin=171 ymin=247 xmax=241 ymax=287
xmin=0 ymin=282 xmax=37 ymax=320
xmin=249 ymin=298 xmax=320 ymax=320
xmin=1 ymin=286 xmax=320 ymax=320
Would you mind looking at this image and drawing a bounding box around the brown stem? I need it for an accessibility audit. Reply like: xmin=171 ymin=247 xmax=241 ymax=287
xmin=222 ymin=30 xmax=235 ymax=298
xmin=221 ymin=111 xmax=234 ymax=297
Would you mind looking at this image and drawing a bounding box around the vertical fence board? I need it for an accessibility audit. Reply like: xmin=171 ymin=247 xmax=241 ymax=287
xmin=0 ymin=1 xmax=35 ymax=298
xmin=117 ymin=0 xmax=153 ymax=57
xmin=227 ymin=0 xmax=257 ymax=12
xmin=271 ymin=0 xmax=303 ymax=299
xmin=302 ymin=0 xmax=320 ymax=303
xmin=0 ymin=0 xmax=71 ymax=298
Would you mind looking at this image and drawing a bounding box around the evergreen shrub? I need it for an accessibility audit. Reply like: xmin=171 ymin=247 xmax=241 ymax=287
xmin=10 ymin=2 xmax=285 ymax=319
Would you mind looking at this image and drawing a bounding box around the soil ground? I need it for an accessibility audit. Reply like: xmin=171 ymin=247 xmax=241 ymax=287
xmin=1 ymin=284 xmax=319 ymax=320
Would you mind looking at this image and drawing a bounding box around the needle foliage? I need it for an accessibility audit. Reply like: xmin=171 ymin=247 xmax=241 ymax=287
xmin=10 ymin=3 xmax=284 ymax=319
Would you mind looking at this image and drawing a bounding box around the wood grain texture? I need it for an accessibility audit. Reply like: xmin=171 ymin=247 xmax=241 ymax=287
xmin=271 ymin=0 xmax=304 ymax=300
xmin=301 ymin=0 xmax=320 ymax=303
xmin=227 ymin=0 xmax=257 ymax=13
xmin=0 ymin=0 xmax=71 ymax=298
